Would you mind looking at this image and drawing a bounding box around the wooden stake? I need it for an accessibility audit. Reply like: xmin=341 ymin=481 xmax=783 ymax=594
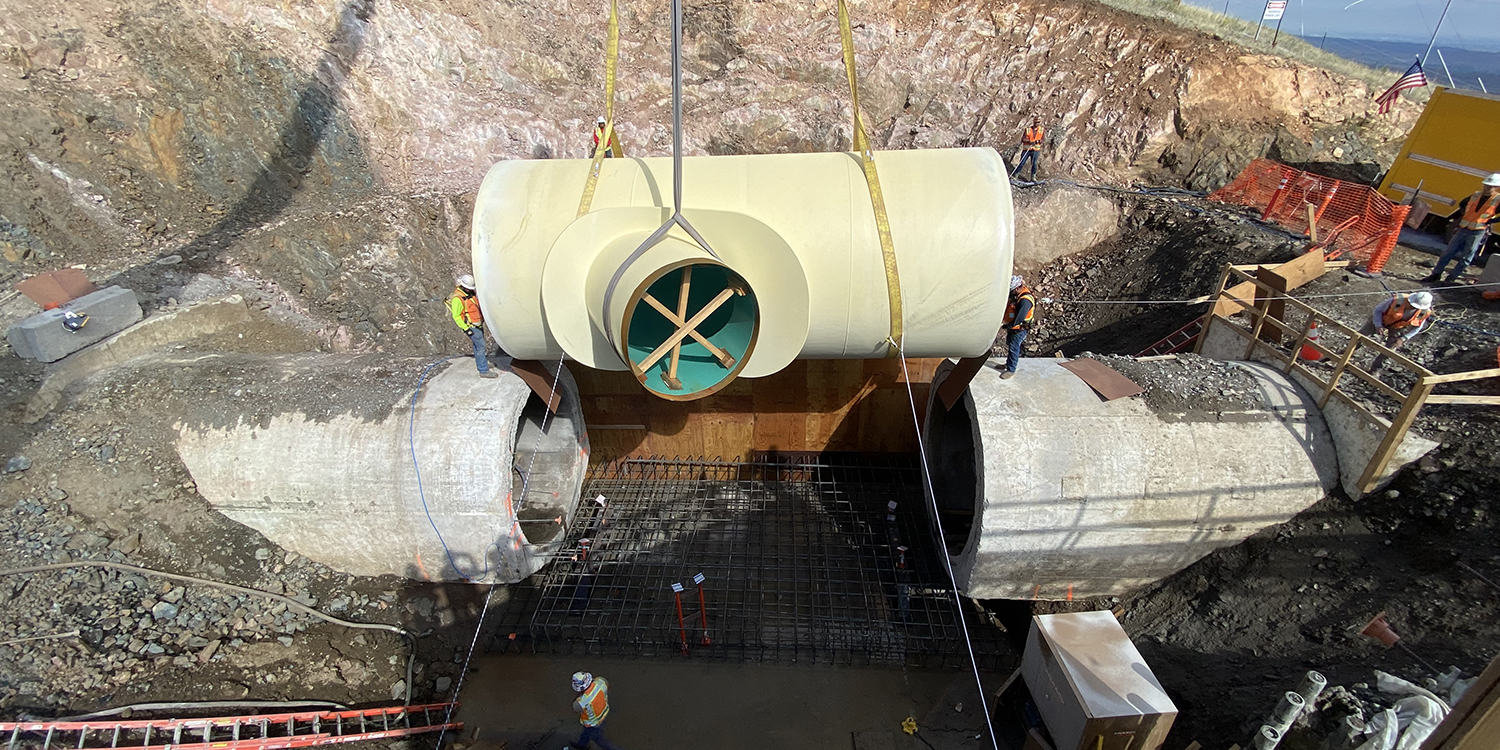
xmin=664 ymin=266 xmax=693 ymax=390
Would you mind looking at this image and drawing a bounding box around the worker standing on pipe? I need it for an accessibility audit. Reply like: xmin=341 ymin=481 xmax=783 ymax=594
xmin=569 ymin=672 xmax=623 ymax=750
xmin=1012 ymin=116 xmax=1045 ymax=182
xmin=996 ymin=275 xmax=1036 ymax=380
xmin=449 ymin=275 xmax=498 ymax=379
xmin=1360 ymin=290 xmax=1433 ymax=371
xmin=1424 ymin=173 xmax=1500 ymax=284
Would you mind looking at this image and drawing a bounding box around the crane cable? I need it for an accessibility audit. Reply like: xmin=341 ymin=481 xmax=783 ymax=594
xmin=838 ymin=0 xmax=904 ymax=357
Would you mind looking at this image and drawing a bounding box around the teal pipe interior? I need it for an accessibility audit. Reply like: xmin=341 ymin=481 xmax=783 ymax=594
xmin=625 ymin=264 xmax=757 ymax=399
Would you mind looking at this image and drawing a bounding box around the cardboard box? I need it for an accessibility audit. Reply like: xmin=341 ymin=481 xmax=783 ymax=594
xmin=1021 ymin=611 xmax=1176 ymax=750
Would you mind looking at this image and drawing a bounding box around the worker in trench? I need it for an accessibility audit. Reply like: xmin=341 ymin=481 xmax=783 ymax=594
xmin=1012 ymin=115 xmax=1045 ymax=182
xmin=448 ymin=275 xmax=499 ymax=379
xmin=1360 ymin=290 xmax=1433 ymax=372
xmin=994 ymin=275 xmax=1037 ymax=380
xmin=569 ymin=671 xmax=624 ymax=750
xmin=1424 ymin=173 xmax=1500 ymax=284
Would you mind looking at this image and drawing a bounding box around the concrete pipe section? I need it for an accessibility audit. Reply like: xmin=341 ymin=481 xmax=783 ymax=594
xmin=176 ymin=357 xmax=588 ymax=584
xmin=922 ymin=358 xmax=1341 ymax=600
xmin=472 ymin=149 xmax=1014 ymax=399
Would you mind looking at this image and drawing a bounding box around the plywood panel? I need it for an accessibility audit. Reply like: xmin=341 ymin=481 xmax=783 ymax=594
xmin=571 ymin=359 xmax=943 ymax=460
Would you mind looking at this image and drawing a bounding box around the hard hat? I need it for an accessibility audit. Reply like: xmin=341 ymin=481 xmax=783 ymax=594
xmin=457 ymin=274 xmax=476 ymax=291
xmin=1485 ymin=173 xmax=1500 ymax=187
xmin=597 ymin=116 xmax=607 ymax=125
xmin=1409 ymin=291 xmax=1433 ymax=310
xmin=1010 ymin=275 xmax=1024 ymax=291
xmin=571 ymin=672 xmax=593 ymax=692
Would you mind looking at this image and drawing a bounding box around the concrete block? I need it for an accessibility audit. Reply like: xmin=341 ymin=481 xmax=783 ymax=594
xmin=6 ymin=286 xmax=143 ymax=363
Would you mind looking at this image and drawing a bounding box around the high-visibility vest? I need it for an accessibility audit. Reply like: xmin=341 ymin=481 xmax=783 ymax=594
xmin=1021 ymin=126 xmax=1044 ymax=151
xmin=1003 ymin=287 xmax=1037 ymax=329
xmin=1458 ymin=191 xmax=1500 ymax=231
xmin=449 ymin=288 xmax=483 ymax=329
xmin=574 ymin=677 xmax=610 ymax=727
xmin=1381 ymin=295 xmax=1431 ymax=330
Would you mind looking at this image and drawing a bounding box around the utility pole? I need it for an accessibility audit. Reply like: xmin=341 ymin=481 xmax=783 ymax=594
xmin=1421 ymin=0 xmax=1454 ymax=66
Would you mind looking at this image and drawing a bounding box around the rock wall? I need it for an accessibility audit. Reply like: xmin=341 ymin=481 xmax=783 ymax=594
xmin=0 ymin=0 xmax=1421 ymax=354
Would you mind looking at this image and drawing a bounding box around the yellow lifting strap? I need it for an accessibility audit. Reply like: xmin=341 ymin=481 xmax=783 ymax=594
xmin=578 ymin=0 xmax=623 ymax=218
xmin=838 ymin=0 xmax=903 ymax=356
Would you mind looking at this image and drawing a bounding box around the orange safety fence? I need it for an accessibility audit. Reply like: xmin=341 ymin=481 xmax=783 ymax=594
xmin=1208 ymin=158 xmax=1410 ymax=273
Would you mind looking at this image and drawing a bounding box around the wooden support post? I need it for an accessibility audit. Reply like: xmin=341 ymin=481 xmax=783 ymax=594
xmin=1306 ymin=202 xmax=1319 ymax=243
xmin=1357 ymin=378 xmax=1434 ymax=494
xmin=663 ymin=266 xmax=693 ymax=390
xmin=1195 ymin=264 xmax=1233 ymax=355
xmin=1244 ymin=296 xmax=1270 ymax=360
xmin=638 ymin=287 xmax=737 ymax=372
xmin=1287 ymin=312 xmax=1316 ymax=373
xmin=1319 ymin=334 xmax=1360 ymax=409
xmin=641 ymin=292 xmax=736 ymax=368
xmin=936 ymin=355 xmax=988 ymax=411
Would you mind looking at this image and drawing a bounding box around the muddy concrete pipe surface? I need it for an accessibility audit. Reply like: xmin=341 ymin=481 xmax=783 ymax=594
xmin=923 ymin=358 xmax=1340 ymax=600
xmin=472 ymin=149 xmax=1013 ymax=399
xmin=174 ymin=356 xmax=588 ymax=584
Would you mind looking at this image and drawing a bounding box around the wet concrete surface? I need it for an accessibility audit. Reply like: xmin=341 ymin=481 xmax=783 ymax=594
xmin=455 ymin=654 xmax=968 ymax=749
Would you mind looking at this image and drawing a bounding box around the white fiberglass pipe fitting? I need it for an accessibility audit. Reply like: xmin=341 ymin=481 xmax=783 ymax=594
xmin=472 ymin=149 xmax=1013 ymax=398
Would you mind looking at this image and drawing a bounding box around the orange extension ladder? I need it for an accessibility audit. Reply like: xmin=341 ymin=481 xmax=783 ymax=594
xmin=1 ymin=703 xmax=461 ymax=750
xmin=1137 ymin=318 xmax=1204 ymax=357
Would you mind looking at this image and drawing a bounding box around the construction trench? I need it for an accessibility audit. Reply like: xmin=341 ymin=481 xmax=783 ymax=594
xmin=5 ymin=1 xmax=1500 ymax=749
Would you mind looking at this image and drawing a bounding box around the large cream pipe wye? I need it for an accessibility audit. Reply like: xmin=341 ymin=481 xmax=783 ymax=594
xmin=471 ymin=149 xmax=1014 ymax=395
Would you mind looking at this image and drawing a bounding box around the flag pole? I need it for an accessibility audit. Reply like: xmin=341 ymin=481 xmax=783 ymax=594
xmin=1434 ymin=48 xmax=1456 ymax=89
xmin=1420 ymin=0 xmax=1454 ymax=66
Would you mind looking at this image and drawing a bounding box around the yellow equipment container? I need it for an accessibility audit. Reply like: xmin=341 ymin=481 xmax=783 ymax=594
xmin=1378 ymin=87 xmax=1500 ymax=224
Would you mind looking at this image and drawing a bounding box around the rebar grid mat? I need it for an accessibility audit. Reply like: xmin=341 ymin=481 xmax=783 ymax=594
xmin=489 ymin=456 xmax=1013 ymax=669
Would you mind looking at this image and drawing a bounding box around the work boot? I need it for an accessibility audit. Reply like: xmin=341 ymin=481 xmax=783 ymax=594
xmin=1000 ymin=370 xmax=1016 ymax=380
xmin=1421 ymin=273 xmax=1441 ymax=283
xmin=479 ymin=370 xmax=499 ymax=379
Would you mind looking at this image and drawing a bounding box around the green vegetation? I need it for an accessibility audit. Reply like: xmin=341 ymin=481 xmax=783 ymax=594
xmin=1088 ymin=0 xmax=1412 ymax=94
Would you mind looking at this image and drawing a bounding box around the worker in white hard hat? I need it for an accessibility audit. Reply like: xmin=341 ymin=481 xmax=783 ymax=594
xmin=590 ymin=116 xmax=618 ymax=159
xmin=569 ymin=671 xmax=623 ymax=750
xmin=1360 ymin=290 xmax=1434 ymax=371
xmin=1424 ymin=173 xmax=1500 ymax=284
xmin=448 ymin=274 xmax=497 ymax=379
xmin=993 ymin=275 xmax=1037 ymax=380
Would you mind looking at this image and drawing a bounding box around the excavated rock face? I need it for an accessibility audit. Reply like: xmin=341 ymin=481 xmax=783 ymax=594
xmin=0 ymin=0 xmax=1417 ymax=353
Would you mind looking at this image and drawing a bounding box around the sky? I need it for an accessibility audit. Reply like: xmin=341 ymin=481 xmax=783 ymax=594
xmin=1183 ymin=0 xmax=1500 ymax=51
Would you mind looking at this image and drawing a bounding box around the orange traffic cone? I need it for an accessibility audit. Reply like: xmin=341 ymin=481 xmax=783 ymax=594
xmin=1359 ymin=611 xmax=1400 ymax=647
xmin=1300 ymin=321 xmax=1324 ymax=362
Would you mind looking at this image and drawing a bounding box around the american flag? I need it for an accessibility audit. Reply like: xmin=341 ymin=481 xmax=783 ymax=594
xmin=1375 ymin=59 xmax=1429 ymax=114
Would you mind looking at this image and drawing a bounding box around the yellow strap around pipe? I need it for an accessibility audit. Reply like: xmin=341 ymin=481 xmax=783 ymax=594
xmin=578 ymin=0 xmax=621 ymax=218
xmin=838 ymin=0 xmax=903 ymax=356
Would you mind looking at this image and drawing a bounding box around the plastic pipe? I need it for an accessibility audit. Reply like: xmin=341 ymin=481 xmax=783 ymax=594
xmin=1251 ymin=725 xmax=1282 ymax=750
xmin=1297 ymin=671 xmax=1328 ymax=706
xmin=1268 ymin=690 xmax=1306 ymax=733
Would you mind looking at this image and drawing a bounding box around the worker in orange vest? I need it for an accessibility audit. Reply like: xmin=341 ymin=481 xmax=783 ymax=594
xmin=994 ymin=275 xmax=1037 ymax=380
xmin=1012 ymin=116 xmax=1045 ymax=182
xmin=1359 ymin=290 xmax=1433 ymax=371
xmin=1425 ymin=173 xmax=1500 ymax=284
xmin=449 ymin=275 xmax=498 ymax=379
xmin=590 ymin=116 xmax=619 ymax=159
xmin=570 ymin=672 xmax=623 ymax=750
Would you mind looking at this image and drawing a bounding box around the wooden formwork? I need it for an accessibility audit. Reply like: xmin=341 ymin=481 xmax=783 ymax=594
xmin=1196 ymin=263 xmax=1500 ymax=494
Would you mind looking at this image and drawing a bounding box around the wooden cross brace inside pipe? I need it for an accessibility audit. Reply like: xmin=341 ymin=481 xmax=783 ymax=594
xmin=636 ymin=284 xmax=743 ymax=381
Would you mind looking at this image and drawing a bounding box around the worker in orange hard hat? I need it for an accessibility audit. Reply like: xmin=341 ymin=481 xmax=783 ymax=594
xmin=569 ymin=672 xmax=623 ymax=750
xmin=1425 ymin=173 xmax=1500 ymax=284
xmin=1360 ymin=290 xmax=1433 ymax=371
xmin=1012 ymin=116 xmax=1045 ymax=182
xmin=449 ymin=275 xmax=498 ymax=379
xmin=993 ymin=275 xmax=1037 ymax=380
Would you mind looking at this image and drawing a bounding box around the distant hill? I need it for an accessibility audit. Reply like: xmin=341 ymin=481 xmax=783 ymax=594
xmin=1298 ymin=37 xmax=1500 ymax=91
